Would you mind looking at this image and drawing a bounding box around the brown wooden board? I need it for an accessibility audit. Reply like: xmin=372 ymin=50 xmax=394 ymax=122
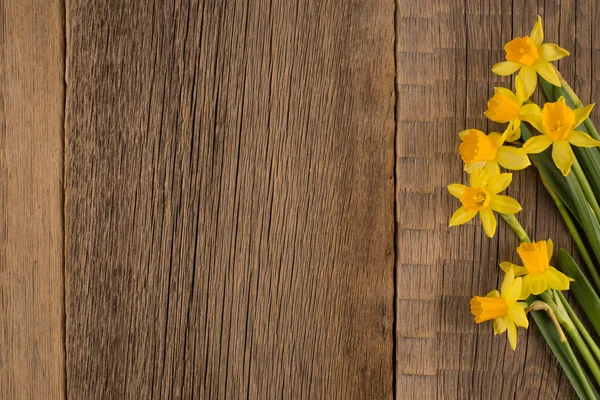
xmin=395 ymin=0 xmax=599 ymax=398
xmin=0 ymin=1 xmax=65 ymax=398
xmin=64 ymin=0 xmax=395 ymax=398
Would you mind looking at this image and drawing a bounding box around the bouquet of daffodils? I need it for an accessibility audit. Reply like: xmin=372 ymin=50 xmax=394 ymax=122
xmin=449 ymin=16 xmax=600 ymax=399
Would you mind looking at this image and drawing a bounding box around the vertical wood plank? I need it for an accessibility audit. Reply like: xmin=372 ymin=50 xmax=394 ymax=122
xmin=0 ymin=1 xmax=65 ymax=398
xmin=396 ymin=0 xmax=579 ymax=398
xmin=65 ymin=0 xmax=395 ymax=398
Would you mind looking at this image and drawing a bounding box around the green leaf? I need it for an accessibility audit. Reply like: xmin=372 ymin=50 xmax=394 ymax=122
xmin=558 ymin=249 xmax=600 ymax=337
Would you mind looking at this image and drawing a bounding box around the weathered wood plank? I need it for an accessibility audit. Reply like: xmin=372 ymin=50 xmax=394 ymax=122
xmin=0 ymin=0 xmax=65 ymax=398
xmin=396 ymin=0 xmax=583 ymax=398
xmin=65 ymin=0 xmax=395 ymax=398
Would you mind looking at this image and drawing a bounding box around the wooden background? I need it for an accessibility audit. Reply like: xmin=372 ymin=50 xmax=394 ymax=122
xmin=1 ymin=0 xmax=598 ymax=398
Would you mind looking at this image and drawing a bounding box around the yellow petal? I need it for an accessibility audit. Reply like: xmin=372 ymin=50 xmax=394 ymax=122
xmin=522 ymin=274 xmax=548 ymax=296
xmin=499 ymin=261 xmax=528 ymax=276
xmin=459 ymin=129 xmax=471 ymax=139
xmin=497 ymin=146 xmax=531 ymax=170
xmin=494 ymin=87 xmax=517 ymax=101
xmin=545 ymin=267 xmax=572 ymax=291
xmin=448 ymin=183 xmax=467 ymax=198
xmin=547 ymin=239 xmax=553 ymax=259
xmin=539 ymin=43 xmax=570 ymax=61
xmin=567 ymin=130 xmax=600 ymax=148
xmin=492 ymin=61 xmax=521 ymax=76
xmin=506 ymin=320 xmax=518 ymax=350
xmin=449 ymin=206 xmax=477 ymax=226
xmin=519 ymin=102 xmax=542 ymax=117
xmin=508 ymin=304 xmax=529 ymax=328
xmin=487 ymin=172 xmax=512 ymax=194
xmin=504 ymin=274 xmax=522 ymax=304
xmin=519 ymin=66 xmax=537 ymax=98
xmin=493 ymin=317 xmax=507 ymax=334
xmin=501 ymin=267 xmax=516 ymax=295
xmin=530 ymin=15 xmax=543 ymax=46
xmin=515 ymin=75 xmax=527 ymax=103
xmin=482 ymin=161 xmax=501 ymax=176
xmin=573 ymin=104 xmax=594 ymax=128
xmin=490 ymin=195 xmax=522 ymax=214
xmin=479 ymin=207 xmax=497 ymax=238
xmin=535 ymin=62 xmax=561 ymax=86
xmin=552 ymin=141 xmax=574 ymax=176
xmin=506 ymin=120 xmax=522 ymax=141
xmin=521 ymin=134 xmax=553 ymax=154
xmin=464 ymin=161 xmax=487 ymax=173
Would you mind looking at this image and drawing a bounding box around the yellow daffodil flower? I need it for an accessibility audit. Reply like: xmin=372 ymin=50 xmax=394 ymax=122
xmin=448 ymin=168 xmax=522 ymax=238
xmin=500 ymin=240 xmax=572 ymax=299
xmin=459 ymin=125 xmax=530 ymax=174
xmin=520 ymin=96 xmax=600 ymax=175
xmin=492 ymin=16 xmax=570 ymax=97
xmin=485 ymin=76 xmax=528 ymax=140
xmin=470 ymin=268 xmax=529 ymax=350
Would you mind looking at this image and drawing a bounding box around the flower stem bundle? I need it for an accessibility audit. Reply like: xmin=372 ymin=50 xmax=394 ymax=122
xmin=448 ymin=16 xmax=600 ymax=399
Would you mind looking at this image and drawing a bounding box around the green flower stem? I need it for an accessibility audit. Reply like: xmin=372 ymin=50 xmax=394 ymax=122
xmin=541 ymin=176 xmax=600 ymax=290
xmin=500 ymin=213 xmax=530 ymax=243
xmin=556 ymin=290 xmax=600 ymax=364
xmin=557 ymin=73 xmax=600 ymax=142
xmin=542 ymin=291 xmax=600 ymax=386
xmin=571 ymin=157 xmax=600 ymax=223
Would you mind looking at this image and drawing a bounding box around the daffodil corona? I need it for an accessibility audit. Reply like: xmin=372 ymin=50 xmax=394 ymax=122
xmin=448 ymin=168 xmax=522 ymax=238
xmin=492 ymin=16 xmax=570 ymax=97
xmin=470 ymin=268 xmax=529 ymax=350
xmin=459 ymin=126 xmax=530 ymax=174
xmin=520 ymin=96 xmax=600 ymax=175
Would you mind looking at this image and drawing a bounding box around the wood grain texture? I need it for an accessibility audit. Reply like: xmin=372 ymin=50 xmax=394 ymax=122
xmin=65 ymin=0 xmax=394 ymax=398
xmin=395 ymin=0 xmax=595 ymax=398
xmin=0 ymin=0 xmax=65 ymax=398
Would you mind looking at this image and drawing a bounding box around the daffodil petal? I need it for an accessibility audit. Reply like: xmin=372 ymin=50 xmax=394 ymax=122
xmin=479 ymin=207 xmax=497 ymax=238
xmin=573 ymin=104 xmax=594 ymax=128
xmin=482 ymin=161 xmax=500 ymax=177
xmin=567 ymin=130 xmax=600 ymax=148
xmin=539 ymin=43 xmax=570 ymax=61
xmin=535 ymin=61 xmax=561 ymax=86
xmin=506 ymin=120 xmax=522 ymax=141
xmin=501 ymin=267 xmax=515 ymax=295
xmin=508 ymin=304 xmax=529 ymax=328
xmin=487 ymin=290 xmax=500 ymax=298
xmin=506 ymin=320 xmax=518 ymax=350
xmin=492 ymin=61 xmax=521 ymax=76
xmin=521 ymin=134 xmax=553 ymax=154
xmin=448 ymin=183 xmax=467 ymax=198
xmin=494 ymin=87 xmax=517 ymax=100
xmin=494 ymin=317 xmax=508 ymax=334
xmin=519 ymin=66 xmax=537 ymax=98
xmin=464 ymin=161 xmax=487 ymax=173
xmin=547 ymin=239 xmax=553 ymax=259
xmin=487 ymin=173 xmax=512 ymax=194
xmin=497 ymin=146 xmax=531 ymax=170
xmin=449 ymin=206 xmax=477 ymax=226
xmin=504 ymin=275 xmax=522 ymax=304
xmin=459 ymin=129 xmax=471 ymax=139
xmin=499 ymin=261 xmax=528 ymax=276
xmin=515 ymin=75 xmax=527 ymax=103
xmin=552 ymin=141 xmax=574 ymax=176
xmin=545 ymin=267 xmax=572 ymax=291
xmin=520 ymin=103 xmax=542 ymax=116
xmin=522 ymin=274 xmax=548 ymax=296
xmin=530 ymin=15 xmax=543 ymax=46
xmin=490 ymin=195 xmax=522 ymax=214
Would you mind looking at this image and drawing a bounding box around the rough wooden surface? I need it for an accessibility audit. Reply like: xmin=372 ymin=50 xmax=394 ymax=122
xmin=396 ymin=0 xmax=595 ymax=398
xmin=0 ymin=1 xmax=65 ymax=398
xmin=65 ymin=0 xmax=395 ymax=398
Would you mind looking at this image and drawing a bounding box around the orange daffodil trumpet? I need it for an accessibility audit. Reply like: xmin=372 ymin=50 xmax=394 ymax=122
xmin=520 ymin=96 xmax=600 ymax=175
xmin=470 ymin=268 xmax=529 ymax=350
xmin=492 ymin=16 xmax=570 ymax=97
xmin=500 ymin=240 xmax=572 ymax=299
xmin=447 ymin=168 xmax=521 ymax=238
xmin=459 ymin=125 xmax=530 ymax=174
